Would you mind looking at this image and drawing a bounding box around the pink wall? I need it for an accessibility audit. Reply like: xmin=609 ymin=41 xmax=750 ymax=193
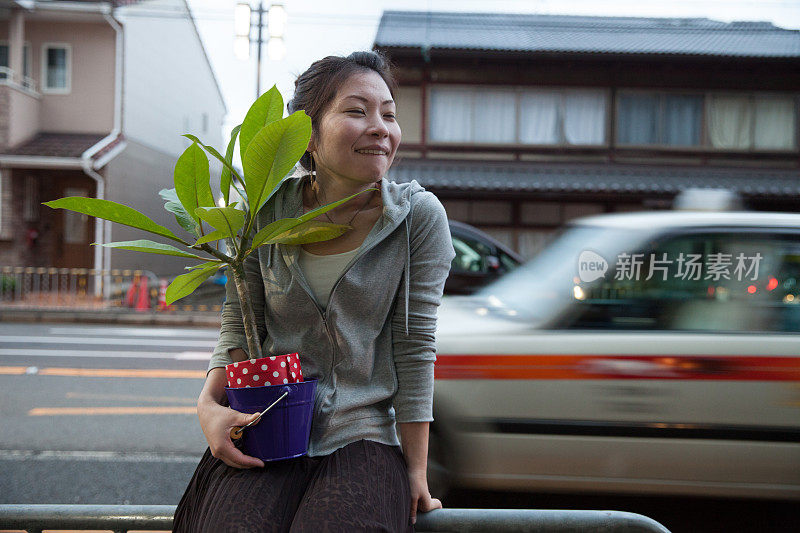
xmin=8 ymin=86 xmax=40 ymax=146
xmin=24 ymin=21 xmax=115 ymax=134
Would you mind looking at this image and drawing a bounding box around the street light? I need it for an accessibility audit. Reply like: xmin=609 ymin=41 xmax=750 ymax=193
xmin=233 ymin=2 xmax=286 ymax=98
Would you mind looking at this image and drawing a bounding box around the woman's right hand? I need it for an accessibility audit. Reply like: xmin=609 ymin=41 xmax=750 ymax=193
xmin=197 ymin=367 xmax=265 ymax=469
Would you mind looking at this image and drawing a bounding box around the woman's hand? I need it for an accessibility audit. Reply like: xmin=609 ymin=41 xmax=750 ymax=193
xmin=408 ymin=469 xmax=443 ymax=525
xmin=197 ymin=367 xmax=265 ymax=469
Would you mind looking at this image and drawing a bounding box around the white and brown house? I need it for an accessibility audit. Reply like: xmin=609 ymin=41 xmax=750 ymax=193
xmin=0 ymin=0 xmax=226 ymax=275
xmin=375 ymin=11 xmax=800 ymax=258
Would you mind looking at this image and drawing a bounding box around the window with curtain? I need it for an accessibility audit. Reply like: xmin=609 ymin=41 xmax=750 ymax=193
xmin=430 ymin=87 xmax=515 ymax=143
xmin=518 ymin=89 xmax=606 ymax=145
xmin=754 ymin=96 xmax=796 ymax=150
xmin=564 ymin=90 xmax=607 ymax=145
xmin=44 ymin=45 xmax=69 ymax=92
xmin=708 ymin=94 xmax=796 ymax=151
xmin=430 ymin=86 xmax=606 ymax=145
xmin=618 ymin=93 xmax=702 ymax=146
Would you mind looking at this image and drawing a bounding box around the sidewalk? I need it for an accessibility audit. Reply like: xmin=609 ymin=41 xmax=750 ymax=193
xmin=0 ymin=307 xmax=222 ymax=328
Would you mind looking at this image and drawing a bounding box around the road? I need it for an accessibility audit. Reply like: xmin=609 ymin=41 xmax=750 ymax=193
xmin=0 ymin=322 xmax=211 ymax=505
xmin=1 ymin=321 xmax=797 ymax=532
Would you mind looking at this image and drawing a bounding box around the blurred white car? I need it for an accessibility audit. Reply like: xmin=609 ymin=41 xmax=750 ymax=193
xmin=430 ymin=210 xmax=800 ymax=500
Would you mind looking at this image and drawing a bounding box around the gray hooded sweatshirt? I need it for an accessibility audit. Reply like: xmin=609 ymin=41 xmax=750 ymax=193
xmin=209 ymin=173 xmax=455 ymax=456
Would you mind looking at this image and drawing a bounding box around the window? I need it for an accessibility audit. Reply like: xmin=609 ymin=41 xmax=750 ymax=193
xmin=42 ymin=43 xmax=71 ymax=93
xmin=23 ymin=176 xmax=39 ymax=222
xmin=520 ymin=90 xmax=607 ymax=145
xmin=63 ymin=187 xmax=89 ymax=244
xmin=430 ymin=87 xmax=515 ymax=143
xmin=451 ymin=234 xmax=493 ymax=273
xmin=563 ymin=231 xmax=800 ymax=333
xmin=708 ymin=94 xmax=796 ymax=151
xmin=0 ymin=44 xmax=7 ymax=80
xmin=429 ymin=86 xmax=607 ymax=145
xmin=617 ymin=92 xmax=703 ymax=146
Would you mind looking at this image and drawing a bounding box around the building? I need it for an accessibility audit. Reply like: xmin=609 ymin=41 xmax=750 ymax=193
xmin=374 ymin=11 xmax=800 ymax=258
xmin=0 ymin=0 xmax=226 ymax=276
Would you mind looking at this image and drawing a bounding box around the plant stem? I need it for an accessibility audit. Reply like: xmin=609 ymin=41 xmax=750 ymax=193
xmin=230 ymin=262 xmax=262 ymax=361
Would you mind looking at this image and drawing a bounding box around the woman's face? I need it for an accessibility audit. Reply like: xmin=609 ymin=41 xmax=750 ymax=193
xmin=309 ymin=70 xmax=401 ymax=186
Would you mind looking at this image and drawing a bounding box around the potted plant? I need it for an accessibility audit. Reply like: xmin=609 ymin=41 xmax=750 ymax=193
xmin=44 ymin=86 xmax=370 ymax=359
xmin=44 ymin=87 xmax=373 ymax=461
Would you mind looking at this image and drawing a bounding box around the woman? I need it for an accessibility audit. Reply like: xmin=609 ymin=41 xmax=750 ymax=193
xmin=173 ymin=51 xmax=454 ymax=532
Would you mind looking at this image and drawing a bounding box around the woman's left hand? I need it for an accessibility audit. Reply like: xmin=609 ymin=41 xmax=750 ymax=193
xmin=408 ymin=469 xmax=443 ymax=525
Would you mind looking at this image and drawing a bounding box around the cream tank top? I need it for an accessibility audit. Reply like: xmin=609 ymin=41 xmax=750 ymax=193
xmin=298 ymin=247 xmax=360 ymax=309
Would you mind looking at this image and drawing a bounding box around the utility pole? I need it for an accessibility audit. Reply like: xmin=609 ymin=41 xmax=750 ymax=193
xmin=235 ymin=2 xmax=286 ymax=99
xmin=255 ymin=1 xmax=264 ymax=99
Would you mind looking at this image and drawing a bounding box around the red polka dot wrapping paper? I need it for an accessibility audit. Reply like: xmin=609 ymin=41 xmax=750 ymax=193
xmin=225 ymin=353 xmax=304 ymax=388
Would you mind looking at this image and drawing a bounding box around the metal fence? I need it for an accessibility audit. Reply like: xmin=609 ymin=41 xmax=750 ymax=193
xmin=0 ymin=504 xmax=671 ymax=532
xmin=0 ymin=267 xmax=224 ymax=314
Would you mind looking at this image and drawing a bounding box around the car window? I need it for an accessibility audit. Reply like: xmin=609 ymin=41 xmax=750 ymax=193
xmin=451 ymin=235 xmax=492 ymax=273
xmin=498 ymin=250 xmax=520 ymax=272
xmin=561 ymin=231 xmax=800 ymax=333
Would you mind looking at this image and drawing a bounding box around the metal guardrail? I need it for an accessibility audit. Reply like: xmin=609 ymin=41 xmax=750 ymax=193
xmin=0 ymin=504 xmax=672 ymax=532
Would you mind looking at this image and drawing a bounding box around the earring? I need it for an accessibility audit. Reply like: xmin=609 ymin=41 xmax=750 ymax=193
xmin=309 ymin=153 xmax=317 ymax=184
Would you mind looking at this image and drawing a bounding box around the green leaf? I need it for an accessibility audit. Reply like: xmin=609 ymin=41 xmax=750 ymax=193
xmin=43 ymin=197 xmax=181 ymax=242
xmin=174 ymin=142 xmax=214 ymax=224
xmin=268 ymin=220 xmax=351 ymax=245
xmin=250 ymin=218 xmax=303 ymax=251
xmin=242 ymin=111 xmax=312 ymax=216
xmin=297 ymin=188 xmax=376 ymax=224
xmin=166 ymin=262 xmax=222 ymax=305
xmin=240 ymin=86 xmax=284 ymax=164
xmin=221 ymin=125 xmax=241 ymax=205
xmin=95 ymin=239 xmax=205 ymax=259
xmin=248 ymin=189 xmax=375 ymax=252
xmin=194 ymin=229 xmax=228 ymax=246
xmin=182 ymin=134 xmax=243 ymax=198
xmin=194 ymin=206 xmax=245 ymax=239
xmin=159 ymin=188 xmax=200 ymax=237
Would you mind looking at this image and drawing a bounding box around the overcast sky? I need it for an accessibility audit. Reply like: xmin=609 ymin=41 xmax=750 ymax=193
xmin=183 ymin=0 xmax=800 ymax=142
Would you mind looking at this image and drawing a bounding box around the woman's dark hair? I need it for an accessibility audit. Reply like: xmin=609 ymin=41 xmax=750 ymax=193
xmin=287 ymin=50 xmax=397 ymax=170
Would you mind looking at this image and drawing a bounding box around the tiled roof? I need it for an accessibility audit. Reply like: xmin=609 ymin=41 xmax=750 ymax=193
xmin=1 ymin=132 xmax=109 ymax=158
xmin=387 ymin=159 xmax=800 ymax=198
xmin=375 ymin=11 xmax=800 ymax=58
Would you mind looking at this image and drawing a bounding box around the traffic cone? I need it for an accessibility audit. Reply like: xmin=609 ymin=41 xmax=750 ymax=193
xmin=157 ymin=279 xmax=173 ymax=311
xmin=135 ymin=276 xmax=150 ymax=312
xmin=125 ymin=274 xmax=139 ymax=308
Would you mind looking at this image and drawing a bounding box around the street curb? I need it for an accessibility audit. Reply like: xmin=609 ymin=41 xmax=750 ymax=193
xmin=0 ymin=309 xmax=222 ymax=328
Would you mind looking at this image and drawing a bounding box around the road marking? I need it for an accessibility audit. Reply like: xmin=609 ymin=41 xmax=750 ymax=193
xmin=0 ymin=366 xmax=206 ymax=379
xmin=0 ymin=449 xmax=201 ymax=462
xmin=38 ymin=368 xmax=206 ymax=379
xmin=29 ymin=406 xmax=197 ymax=416
xmin=0 ymin=349 xmax=211 ymax=359
xmin=0 ymin=336 xmax=216 ymax=347
xmin=175 ymin=351 xmax=212 ymax=360
xmin=65 ymin=392 xmax=197 ymax=404
xmin=47 ymin=326 xmax=219 ymax=337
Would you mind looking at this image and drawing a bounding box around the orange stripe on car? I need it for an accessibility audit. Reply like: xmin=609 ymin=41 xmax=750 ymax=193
xmin=434 ymin=354 xmax=800 ymax=381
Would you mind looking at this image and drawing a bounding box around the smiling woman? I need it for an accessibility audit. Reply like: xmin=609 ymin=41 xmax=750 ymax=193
xmin=173 ymin=51 xmax=455 ymax=532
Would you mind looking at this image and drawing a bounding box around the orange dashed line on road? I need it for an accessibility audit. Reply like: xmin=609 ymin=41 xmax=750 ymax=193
xmin=0 ymin=366 xmax=28 ymax=375
xmin=0 ymin=366 xmax=206 ymax=379
xmin=28 ymin=406 xmax=197 ymax=416
xmin=38 ymin=368 xmax=206 ymax=379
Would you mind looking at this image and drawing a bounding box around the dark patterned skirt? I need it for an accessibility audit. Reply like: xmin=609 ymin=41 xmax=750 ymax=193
xmin=173 ymin=439 xmax=414 ymax=532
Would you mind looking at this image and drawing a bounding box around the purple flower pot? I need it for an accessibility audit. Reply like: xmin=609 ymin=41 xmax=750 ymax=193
xmin=226 ymin=378 xmax=317 ymax=462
